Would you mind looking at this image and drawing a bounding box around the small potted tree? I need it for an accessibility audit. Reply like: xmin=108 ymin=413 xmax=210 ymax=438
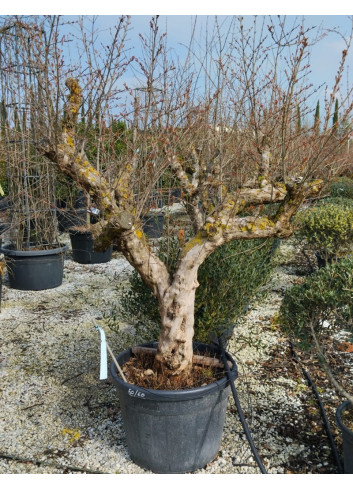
xmin=5 ymin=15 xmax=353 ymax=472
xmin=0 ymin=23 xmax=67 ymax=291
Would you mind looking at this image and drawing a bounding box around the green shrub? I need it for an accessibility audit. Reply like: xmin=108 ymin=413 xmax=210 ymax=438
xmin=0 ymin=160 xmax=8 ymax=196
xmin=294 ymin=202 xmax=353 ymax=262
xmin=194 ymin=238 xmax=278 ymax=342
xmin=279 ymin=257 xmax=353 ymax=347
xmin=319 ymin=196 xmax=353 ymax=209
xmin=108 ymin=236 xmax=278 ymax=344
xmin=329 ymin=176 xmax=353 ymax=199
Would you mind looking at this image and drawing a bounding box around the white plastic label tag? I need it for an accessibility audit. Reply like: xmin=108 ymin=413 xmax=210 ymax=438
xmin=94 ymin=322 xmax=108 ymax=380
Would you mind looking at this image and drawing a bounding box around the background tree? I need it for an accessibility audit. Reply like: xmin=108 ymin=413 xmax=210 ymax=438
xmin=1 ymin=15 xmax=352 ymax=376
xmin=333 ymin=98 xmax=339 ymax=133
xmin=314 ymin=100 xmax=320 ymax=133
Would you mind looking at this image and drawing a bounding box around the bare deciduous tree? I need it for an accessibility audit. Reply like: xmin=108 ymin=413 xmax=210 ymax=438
xmin=1 ymin=15 xmax=352 ymax=376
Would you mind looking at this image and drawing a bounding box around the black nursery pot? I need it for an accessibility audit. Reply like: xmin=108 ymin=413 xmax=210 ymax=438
xmin=0 ymin=244 xmax=68 ymax=291
xmin=57 ymin=208 xmax=87 ymax=232
xmin=142 ymin=213 xmax=165 ymax=238
xmin=110 ymin=341 xmax=238 ymax=474
xmin=336 ymin=401 xmax=353 ymax=474
xmin=69 ymin=230 xmax=113 ymax=264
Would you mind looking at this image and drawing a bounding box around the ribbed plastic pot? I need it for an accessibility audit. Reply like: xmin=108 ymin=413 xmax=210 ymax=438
xmin=336 ymin=401 xmax=353 ymax=473
xmin=0 ymin=244 xmax=68 ymax=291
xmin=69 ymin=230 xmax=113 ymax=264
xmin=110 ymin=342 xmax=238 ymax=473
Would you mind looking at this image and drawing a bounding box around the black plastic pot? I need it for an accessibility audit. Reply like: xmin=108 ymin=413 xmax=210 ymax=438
xmin=74 ymin=191 xmax=87 ymax=209
xmin=69 ymin=230 xmax=113 ymax=264
xmin=336 ymin=401 xmax=353 ymax=473
xmin=142 ymin=214 xmax=165 ymax=238
xmin=0 ymin=243 xmax=68 ymax=291
xmin=0 ymin=197 xmax=12 ymax=211
xmin=0 ymin=223 xmax=10 ymax=248
xmin=57 ymin=208 xmax=87 ymax=232
xmin=110 ymin=341 xmax=237 ymax=473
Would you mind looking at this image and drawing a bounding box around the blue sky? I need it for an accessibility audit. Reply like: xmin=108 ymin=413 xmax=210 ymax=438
xmin=58 ymin=14 xmax=353 ymax=101
xmin=2 ymin=2 xmax=352 ymax=91
xmin=1 ymin=4 xmax=352 ymax=115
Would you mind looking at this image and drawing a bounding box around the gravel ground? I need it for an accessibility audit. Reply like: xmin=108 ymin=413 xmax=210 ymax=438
xmin=0 ymin=236 xmax=351 ymax=475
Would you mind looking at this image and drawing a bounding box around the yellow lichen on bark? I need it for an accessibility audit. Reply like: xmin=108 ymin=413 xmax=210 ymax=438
xmin=181 ymin=232 xmax=205 ymax=257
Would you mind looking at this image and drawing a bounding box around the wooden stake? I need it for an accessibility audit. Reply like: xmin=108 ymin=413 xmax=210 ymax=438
xmin=131 ymin=346 xmax=233 ymax=369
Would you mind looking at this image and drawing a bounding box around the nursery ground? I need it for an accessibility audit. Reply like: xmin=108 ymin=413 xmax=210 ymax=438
xmin=0 ymin=236 xmax=352 ymax=475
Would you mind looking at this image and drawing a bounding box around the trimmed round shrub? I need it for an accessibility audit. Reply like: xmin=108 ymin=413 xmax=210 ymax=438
xmin=329 ymin=176 xmax=353 ymax=199
xmin=319 ymin=196 xmax=353 ymax=209
xmin=294 ymin=202 xmax=353 ymax=262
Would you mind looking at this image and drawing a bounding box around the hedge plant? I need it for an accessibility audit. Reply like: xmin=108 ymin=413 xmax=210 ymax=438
xmin=279 ymin=257 xmax=353 ymax=347
xmin=319 ymin=196 xmax=353 ymax=209
xmin=108 ymin=236 xmax=278 ymax=344
xmin=294 ymin=201 xmax=353 ymax=264
xmin=329 ymin=176 xmax=353 ymax=199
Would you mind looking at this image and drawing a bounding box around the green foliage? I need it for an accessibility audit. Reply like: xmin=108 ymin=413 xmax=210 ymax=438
xmin=279 ymin=257 xmax=353 ymax=347
xmin=294 ymin=201 xmax=353 ymax=261
xmin=0 ymin=160 xmax=8 ymax=196
xmin=320 ymin=196 xmax=353 ymax=209
xmin=77 ymin=119 xmax=128 ymax=165
xmin=194 ymin=237 xmax=278 ymax=341
xmin=108 ymin=237 xmax=278 ymax=344
xmin=328 ymin=177 xmax=353 ymax=200
xmin=333 ymin=98 xmax=339 ymax=131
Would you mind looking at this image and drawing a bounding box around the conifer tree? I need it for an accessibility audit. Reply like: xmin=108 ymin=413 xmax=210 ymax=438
xmin=314 ymin=100 xmax=320 ymax=132
xmin=333 ymin=98 xmax=339 ymax=133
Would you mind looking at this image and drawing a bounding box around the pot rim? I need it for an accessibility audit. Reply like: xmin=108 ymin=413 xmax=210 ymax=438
xmin=0 ymin=243 xmax=68 ymax=257
xmin=69 ymin=229 xmax=92 ymax=236
xmin=336 ymin=400 xmax=353 ymax=436
xmin=110 ymin=341 xmax=238 ymax=402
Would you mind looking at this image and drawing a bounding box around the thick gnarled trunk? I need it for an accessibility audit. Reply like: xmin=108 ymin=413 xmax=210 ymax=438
xmin=155 ymin=266 xmax=199 ymax=375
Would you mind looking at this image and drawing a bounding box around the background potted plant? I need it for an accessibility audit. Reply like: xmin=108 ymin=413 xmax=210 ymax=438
xmin=0 ymin=23 xmax=67 ymax=290
xmin=279 ymin=257 xmax=353 ymax=473
xmin=3 ymin=15 xmax=353 ymax=472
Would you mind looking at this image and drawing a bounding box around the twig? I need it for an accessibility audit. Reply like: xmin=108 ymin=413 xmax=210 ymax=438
xmin=21 ymin=402 xmax=44 ymax=411
xmin=107 ymin=342 xmax=127 ymax=382
xmin=0 ymin=452 xmax=107 ymax=474
xmin=301 ymin=248 xmax=316 ymax=274
xmin=61 ymin=372 xmax=84 ymax=385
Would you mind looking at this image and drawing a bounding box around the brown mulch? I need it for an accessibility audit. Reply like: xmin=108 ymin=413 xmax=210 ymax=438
xmin=122 ymin=350 xmax=226 ymax=390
